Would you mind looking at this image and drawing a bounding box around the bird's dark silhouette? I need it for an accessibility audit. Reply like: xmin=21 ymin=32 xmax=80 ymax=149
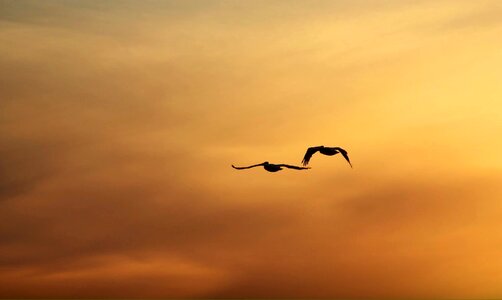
xmin=232 ymin=161 xmax=310 ymax=172
xmin=301 ymin=146 xmax=352 ymax=167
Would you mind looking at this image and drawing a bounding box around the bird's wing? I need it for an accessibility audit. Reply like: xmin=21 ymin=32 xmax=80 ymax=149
xmin=301 ymin=146 xmax=322 ymax=166
xmin=278 ymin=164 xmax=311 ymax=170
xmin=334 ymin=147 xmax=352 ymax=168
xmin=231 ymin=163 xmax=264 ymax=170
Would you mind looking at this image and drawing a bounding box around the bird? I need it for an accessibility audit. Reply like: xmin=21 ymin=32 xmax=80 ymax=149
xmin=232 ymin=161 xmax=310 ymax=172
xmin=301 ymin=146 xmax=352 ymax=167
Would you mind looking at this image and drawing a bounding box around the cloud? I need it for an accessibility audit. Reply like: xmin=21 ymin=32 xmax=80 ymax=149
xmin=1 ymin=0 xmax=502 ymax=298
xmin=438 ymin=2 xmax=502 ymax=31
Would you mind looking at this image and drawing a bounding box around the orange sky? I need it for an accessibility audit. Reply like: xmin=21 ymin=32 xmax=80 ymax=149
xmin=1 ymin=0 xmax=502 ymax=298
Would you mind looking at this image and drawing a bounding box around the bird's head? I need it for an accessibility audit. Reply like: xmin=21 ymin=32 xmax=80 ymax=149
xmin=263 ymin=161 xmax=269 ymax=165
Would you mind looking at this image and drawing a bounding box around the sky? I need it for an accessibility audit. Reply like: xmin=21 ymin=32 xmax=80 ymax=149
xmin=1 ymin=0 xmax=502 ymax=298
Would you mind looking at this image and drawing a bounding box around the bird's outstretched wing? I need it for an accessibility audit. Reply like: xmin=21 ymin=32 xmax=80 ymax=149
xmin=278 ymin=164 xmax=311 ymax=170
xmin=302 ymin=146 xmax=322 ymax=166
xmin=334 ymin=147 xmax=352 ymax=168
xmin=232 ymin=163 xmax=263 ymax=170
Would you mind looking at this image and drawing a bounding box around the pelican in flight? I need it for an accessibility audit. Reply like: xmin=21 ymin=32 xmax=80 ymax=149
xmin=232 ymin=161 xmax=310 ymax=172
xmin=301 ymin=146 xmax=352 ymax=167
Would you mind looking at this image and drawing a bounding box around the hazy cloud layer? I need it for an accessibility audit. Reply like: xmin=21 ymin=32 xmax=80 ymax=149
xmin=1 ymin=0 xmax=502 ymax=298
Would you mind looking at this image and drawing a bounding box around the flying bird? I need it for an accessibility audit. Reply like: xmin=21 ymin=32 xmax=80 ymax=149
xmin=301 ymin=146 xmax=352 ymax=167
xmin=232 ymin=161 xmax=310 ymax=172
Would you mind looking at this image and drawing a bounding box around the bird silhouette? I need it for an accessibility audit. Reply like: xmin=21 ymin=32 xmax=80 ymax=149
xmin=301 ymin=146 xmax=352 ymax=167
xmin=232 ymin=161 xmax=310 ymax=172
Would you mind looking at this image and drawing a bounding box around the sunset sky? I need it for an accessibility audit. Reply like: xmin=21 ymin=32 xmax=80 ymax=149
xmin=1 ymin=0 xmax=502 ymax=298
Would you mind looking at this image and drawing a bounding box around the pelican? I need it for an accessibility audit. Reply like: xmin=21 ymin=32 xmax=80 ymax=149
xmin=301 ymin=146 xmax=352 ymax=167
xmin=232 ymin=161 xmax=310 ymax=172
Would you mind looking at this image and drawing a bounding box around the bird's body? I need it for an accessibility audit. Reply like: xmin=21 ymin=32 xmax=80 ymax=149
xmin=302 ymin=146 xmax=352 ymax=167
xmin=232 ymin=161 xmax=310 ymax=172
xmin=319 ymin=147 xmax=340 ymax=156
xmin=263 ymin=163 xmax=283 ymax=172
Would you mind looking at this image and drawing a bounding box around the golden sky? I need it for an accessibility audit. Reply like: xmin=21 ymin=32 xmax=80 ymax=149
xmin=1 ymin=0 xmax=502 ymax=298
